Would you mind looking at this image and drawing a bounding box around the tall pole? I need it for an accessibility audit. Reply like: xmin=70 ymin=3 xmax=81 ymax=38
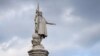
xmin=36 ymin=0 xmax=40 ymax=11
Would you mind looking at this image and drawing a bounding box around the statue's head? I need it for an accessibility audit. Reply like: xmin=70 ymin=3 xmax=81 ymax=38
xmin=36 ymin=9 xmax=39 ymax=14
xmin=39 ymin=11 xmax=42 ymax=16
xmin=36 ymin=10 xmax=43 ymax=16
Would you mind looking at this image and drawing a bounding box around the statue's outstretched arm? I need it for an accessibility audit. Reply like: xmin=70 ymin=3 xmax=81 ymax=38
xmin=46 ymin=21 xmax=56 ymax=25
xmin=44 ymin=17 xmax=56 ymax=25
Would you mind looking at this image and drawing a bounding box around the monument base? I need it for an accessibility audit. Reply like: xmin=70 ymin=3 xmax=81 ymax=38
xmin=28 ymin=49 xmax=49 ymax=56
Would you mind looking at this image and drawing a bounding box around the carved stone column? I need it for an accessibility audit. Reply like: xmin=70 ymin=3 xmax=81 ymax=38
xmin=28 ymin=33 xmax=49 ymax=56
xmin=28 ymin=49 xmax=49 ymax=56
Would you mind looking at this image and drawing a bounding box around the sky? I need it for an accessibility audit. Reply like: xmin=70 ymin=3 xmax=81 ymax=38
xmin=0 ymin=0 xmax=100 ymax=56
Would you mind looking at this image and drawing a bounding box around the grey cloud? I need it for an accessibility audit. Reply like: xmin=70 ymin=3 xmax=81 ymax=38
xmin=69 ymin=0 xmax=100 ymax=20
xmin=75 ymin=24 xmax=100 ymax=48
xmin=90 ymin=42 xmax=100 ymax=56
xmin=0 ymin=0 xmax=36 ymax=12
xmin=0 ymin=0 xmax=100 ymax=50
xmin=0 ymin=0 xmax=69 ymax=43
xmin=0 ymin=4 xmax=35 ymax=43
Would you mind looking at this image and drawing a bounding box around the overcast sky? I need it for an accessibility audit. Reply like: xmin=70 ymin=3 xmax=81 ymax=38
xmin=0 ymin=0 xmax=100 ymax=56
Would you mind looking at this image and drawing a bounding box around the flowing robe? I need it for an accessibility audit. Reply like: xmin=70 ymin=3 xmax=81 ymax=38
xmin=35 ymin=14 xmax=47 ymax=37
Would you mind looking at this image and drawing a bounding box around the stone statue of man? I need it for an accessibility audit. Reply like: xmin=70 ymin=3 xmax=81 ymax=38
xmin=34 ymin=10 xmax=55 ymax=38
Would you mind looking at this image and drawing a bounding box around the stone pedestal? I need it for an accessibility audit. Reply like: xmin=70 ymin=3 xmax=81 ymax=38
xmin=28 ymin=49 xmax=49 ymax=56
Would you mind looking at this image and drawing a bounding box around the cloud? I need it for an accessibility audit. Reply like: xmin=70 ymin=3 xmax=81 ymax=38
xmin=0 ymin=3 xmax=34 ymax=20
xmin=0 ymin=3 xmax=35 ymax=42
xmin=42 ymin=7 xmax=100 ymax=53
xmin=43 ymin=23 xmax=100 ymax=56
xmin=0 ymin=0 xmax=100 ymax=56
xmin=0 ymin=36 xmax=31 ymax=56
xmin=74 ymin=24 xmax=100 ymax=47
xmin=61 ymin=8 xmax=82 ymax=24
xmin=69 ymin=0 xmax=100 ymax=20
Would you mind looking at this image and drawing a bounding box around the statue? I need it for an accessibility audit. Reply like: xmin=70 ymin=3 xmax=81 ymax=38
xmin=28 ymin=0 xmax=55 ymax=56
xmin=34 ymin=10 xmax=55 ymax=39
xmin=32 ymin=2 xmax=55 ymax=49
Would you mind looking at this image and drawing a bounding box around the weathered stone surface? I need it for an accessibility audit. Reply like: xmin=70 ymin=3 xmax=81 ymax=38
xmin=31 ymin=33 xmax=44 ymax=50
xmin=28 ymin=49 xmax=49 ymax=56
xmin=28 ymin=1 xmax=52 ymax=56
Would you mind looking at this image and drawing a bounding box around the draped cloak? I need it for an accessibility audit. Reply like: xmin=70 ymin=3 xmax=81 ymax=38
xmin=35 ymin=14 xmax=47 ymax=37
